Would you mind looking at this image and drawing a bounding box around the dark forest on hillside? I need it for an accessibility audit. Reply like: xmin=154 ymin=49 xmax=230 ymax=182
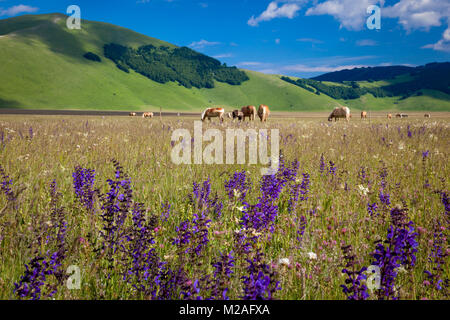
xmin=282 ymin=62 xmax=450 ymax=100
xmin=103 ymin=43 xmax=249 ymax=89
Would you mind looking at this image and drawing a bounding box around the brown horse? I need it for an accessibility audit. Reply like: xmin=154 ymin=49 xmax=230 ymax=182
xmin=258 ymin=105 xmax=270 ymax=122
xmin=201 ymin=107 xmax=225 ymax=122
xmin=387 ymin=114 xmax=392 ymax=119
xmin=361 ymin=111 xmax=367 ymax=119
xmin=129 ymin=112 xmax=137 ymax=117
xmin=142 ymin=112 xmax=154 ymax=118
xmin=230 ymin=110 xmax=244 ymax=121
xmin=241 ymin=105 xmax=256 ymax=121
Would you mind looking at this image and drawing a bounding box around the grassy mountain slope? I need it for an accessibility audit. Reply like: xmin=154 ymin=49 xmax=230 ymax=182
xmin=0 ymin=13 xmax=337 ymax=112
xmin=0 ymin=13 xmax=448 ymax=112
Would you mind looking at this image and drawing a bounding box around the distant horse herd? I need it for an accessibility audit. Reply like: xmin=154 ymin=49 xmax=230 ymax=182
xmin=129 ymin=106 xmax=432 ymax=122
xmin=200 ymin=105 xmax=270 ymax=123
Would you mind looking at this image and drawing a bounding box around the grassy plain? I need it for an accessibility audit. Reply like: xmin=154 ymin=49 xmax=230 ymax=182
xmin=0 ymin=114 xmax=448 ymax=299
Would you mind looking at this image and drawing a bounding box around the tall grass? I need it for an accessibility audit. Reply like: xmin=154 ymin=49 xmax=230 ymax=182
xmin=0 ymin=115 xmax=448 ymax=299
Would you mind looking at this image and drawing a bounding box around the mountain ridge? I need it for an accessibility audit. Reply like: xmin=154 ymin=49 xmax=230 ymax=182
xmin=0 ymin=13 xmax=449 ymax=111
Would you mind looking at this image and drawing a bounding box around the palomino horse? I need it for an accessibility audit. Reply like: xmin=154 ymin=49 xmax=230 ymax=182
xmin=328 ymin=106 xmax=351 ymax=122
xmin=361 ymin=111 xmax=367 ymax=119
xmin=241 ymin=105 xmax=256 ymax=121
xmin=201 ymin=107 xmax=225 ymax=122
xmin=258 ymin=105 xmax=270 ymax=122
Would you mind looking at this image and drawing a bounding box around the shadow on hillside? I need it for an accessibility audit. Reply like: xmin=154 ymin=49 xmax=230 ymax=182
xmin=20 ymin=19 xmax=86 ymax=61
xmin=0 ymin=98 xmax=21 ymax=108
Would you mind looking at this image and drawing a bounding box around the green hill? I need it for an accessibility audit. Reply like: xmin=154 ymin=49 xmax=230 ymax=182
xmin=0 ymin=13 xmax=338 ymax=112
xmin=0 ymin=13 xmax=449 ymax=112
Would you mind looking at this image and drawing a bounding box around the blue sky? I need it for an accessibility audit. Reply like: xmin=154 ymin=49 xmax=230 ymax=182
xmin=1 ymin=0 xmax=449 ymax=78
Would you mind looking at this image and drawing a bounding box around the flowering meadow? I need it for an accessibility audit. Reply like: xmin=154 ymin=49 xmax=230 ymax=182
xmin=0 ymin=115 xmax=448 ymax=300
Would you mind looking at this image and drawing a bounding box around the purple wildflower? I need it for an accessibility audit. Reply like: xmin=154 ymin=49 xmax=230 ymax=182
xmin=190 ymin=178 xmax=222 ymax=218
xmin=161 ymin=202 xmax=171 ymax=222
xmin=0 ymin=165 xmax=15 ymax=202
xmin=72 ymin=166 xmax=96 ymax=211
xmin=225 ymin=171 xmax=251 ymax=202
xmin=123 ymin=203 xmax=162 ymax=297
xmin=328 ymin=161 xmax=337 ymax=176
xmin=371 ymin=206 xmax=418 ymax=300
xmin=319 ymin=154 xmax=326 ymax=173
xmin=14 ymin=180 xmax=68 ymax=300
xmin=379 ymin=190 xmax=391 ymax=207
xmin=368 ymin=202 xmax=378 ymax=217
xmin=211 ymin=251 xmax=235 ymax=300
xmin=340 ymin=245 xmax=369 ymax=300
xmin=296 ymin=216 xmax=307 ymax=247
xmin=424 ymin=221 xmax=448 ymax=292
xmin=241 ymin=250 xmax=281 ymax=300
xmin=99 ymin=160 xmax=133 ymax=269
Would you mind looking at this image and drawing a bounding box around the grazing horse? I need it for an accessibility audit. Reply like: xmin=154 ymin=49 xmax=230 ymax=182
xmin=387 ymin=114 xmax=392 ymax=119
xmin=396 ymin=113 xmax=408 ymax=118
xmin=361 ymin=111 xmax=367 ymax=120
xmin=258 ymin=105 xmax=270 ymax=122
xmin=424 ymin=114 xmax=431 ymax=118
xmin=142 ymin=112 xmax=154 ymax=118
xmin=230 ymin=110 xmax=244 ymax=121
xmin=201 ymin=107 xmax=225 ymax=122
xmin=328 ymin=106 xmax=351 ymax=122
xmin=129 ymin=112 xmax=137 ymax=117
xmin=241 ymin=105 xmax=256 ymax=121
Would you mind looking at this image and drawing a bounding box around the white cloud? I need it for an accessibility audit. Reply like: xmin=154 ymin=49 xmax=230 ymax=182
xmin=305 ymin=0 xmax=385 ymax=31
xmin=384 ymin=0 xmax=450 ymax=52
xmin=356 ymin=39 xmax=378 ymax=46
xmin=422 ymin=21 xmax=450 ymax=52
xmin=280 ymin=64 xmax=369 ymax=73
xmin=212 ymin=53 xmax=233 ymax=59
xmin=248 ymin=1 xmax=305 ymax=27
xmin=297 ymin=38 xmax=324 ymax=44
xmin=236 ymin=55 xmax=387 ymax=75
xmin=0 ymin=4 xmax=39 ymax=17
xmin=275 ymin=38 xmax=281 ymax=44
xmin=383 ymin=0 xmax=450 ymax=31
xmin=237 ymin=61 xmax=265 ymax=66
xmin=383 ymin=0 xmax=450 ymax=52
xmin=188 ymin=39 xmax=221 ymax=49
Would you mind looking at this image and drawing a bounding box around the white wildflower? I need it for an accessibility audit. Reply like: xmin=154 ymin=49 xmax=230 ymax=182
xmin=307 ymin=252 xmax=317 ymax=260
xmin=358 ymin=185 xmax=369 ymax=196
xmin=279 ymin=258 xmax=290 ymax=266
